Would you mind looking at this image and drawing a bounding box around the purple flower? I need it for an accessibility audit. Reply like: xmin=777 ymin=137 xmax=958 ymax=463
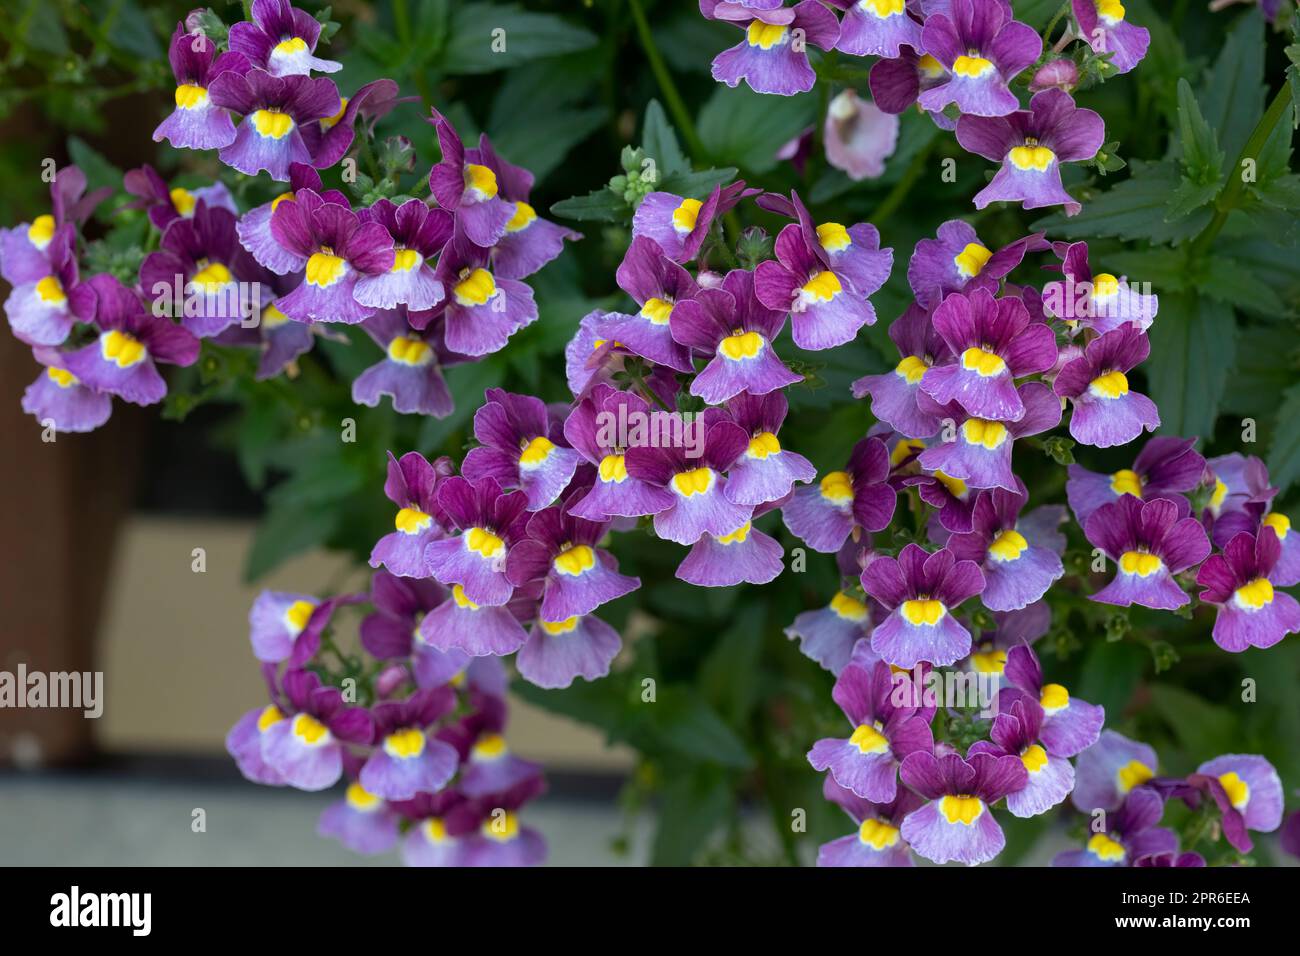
xmin=1190 ymin=754 xmax=1284 ymax=853
xmin=1072 ymin=0 xmax=1150 ymax=75
xmin=259 ymin=668 xmax=373 ymax=791
xmin=1196 ymin=529 xmax=1300 ymax=652
xmin=861 ymin=542 xmax=984 ymax=668
xmin=360 ymin=570 xmax=471 ymax=689
xmin=918 ymin=0 xmax=1042 ymax=117
xmin=968 ymin=697 xmax=1072 ymax=819
xmin=395 ymin=790 xmax=477 ymax=867
xmin=785 ymin=591 xmax=881 ymax=674
xmin=154 ymin=23 xmax=249 ymax=150
xmin=234 ymin=163 xmax=332 ymax=274
xmin=671 ymin=268 xmax=802 ymax=403
xmin=462 ymin=388 xmax=582 ymax=511
xmin=915 ymin=381 xmax=1063 ymax=491
xmin=947 ymin=482 xmax=1064 ymax=611
xmin=1072 ymin=730 xmax=1158 ymax=812
xmin=563 ymin=310 xmax=680 ymax=402
xmin=830 ymin=0 xmax=923 ymax=57
xmin=721 ymin=390 xmax=816 ymax=506
xmin=755 ymin=221 xmax=881 ymax=350
xmin=782 ymin=436 xmax=896 ymax=553
xmin=632 ymin=181 xmax=750 ymax=264
xmin=5 ymin=225 xmax=80 ymax=346
xmin=674 ymin=501 xmax=786 ymax=587
xmin=208 ymin=69 xmax=341 ymax=181
xmin=758 ymin=190 xmax=894 ymax=299
xmin=368 ymin=451 xmax=454 ymax=579
xmin=853 ymin=304 xmax=953 ymax=441
xmin=505 ymin=504 xmax=640 ymax=623
xmin=906 ymin=219 xmax=1048 ymax=310
xmin=301 ymin=78 xmax=402 ymax=170
xmin=809 ymin=661 xmax=935 ymax=803
xmin=467 ymin=133 xmax=580 ymax=279
xmin=597 ymin=236 xmax=700 ymax=373
xmin=353 ymin=309 xmax=460 ymax=417
xmin=1201 ymin=452 xmax=1278 ymax=546
xmin=61 ymin=274 xmax=200 ymax=407
xmin=824 ymin=89 xmax=899 ymax=179
xmin=427 ymin=111 xmax=515 ymax=248
xmin=1054 ymin=788 xmax=1176 ymax=866
xmin=956 ymin=89 xmax=1106 ymax=215
xmin=228 ymin=0 xmax=342 ymax=77
xmin=1 ymin=164 xmax=107 ymax=286
xmin=359 ymin=688 xmax=459 ymax=801
xmin=438 ymin=703 xmax=544 ymax=801
xmin=424 ymin=475 xmax=529 ymax=608
xmin=20 ymin=346 xmax=113 ymax=433
xmin=124 ymin=164 xmax=237 ymax=232
xmin=1030 ymin=57 xmax=1080 ymax=92
xmin=1053 ymin=325 xmax=1158 ymax=447
xmin=817 ymin=775 xmax=922 ymax=867
xmin=317 ymin=775 xmax=401 ymax=855
xmin=1066 ymin=435 xmax=1205 ymax=526
xmin=1043 ymin=240 xmax=1158 ymax=334
xmin=1001 ymin=643 xmax=1104 ymax=758
xmin=140 ymin=201 xmax=271 ymax=337
xmin=226 ymin=694 xmax=289 ymax=786
xmin=1085 ymin=495 xmax=1210 ymax=611
xmin=352 ymin=199 xmax=452 ymax=311
xmin=920 ymin=289 xmax=1058 ymax=422
xmin=562 ymin=384 xmax=678 ymax=520
xmin=625 ymin=413 xmax=754 ymax=544
xmin=516 ymin=613 xmax=623 ymax=690
xmin=869 ymin=46 xmax=955 ymax=129
xmin=422 ymin=228 xmax=537 ymax=356
xmin=899 ymin=750 xmax=1028 ymax=865
xmin=705 ymin=0 xmax=840 ymax=96
xmin=1257 ymin=508 xmax=1300 ymax=587
xmin=270 ymin=189 xmax=394 ymax=323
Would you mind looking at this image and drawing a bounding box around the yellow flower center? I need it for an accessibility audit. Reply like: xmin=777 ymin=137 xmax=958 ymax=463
xmin=452 ymin=584 xmax=479 ymax=610
xmin=819 ymin=470 xmax=853 ymax=504
xmin=816 ymin=222 xmax=851 ymax=251
xmin=895 ymin=354 xmax=928 ymax=384
xmin=901 ymin=599 xmax=945 ymax=626
xmin=387 ymin=336 xmax=433 ymax=366
xmin=1040 ymin=683 xmax=1070 ymax=713
xmin=305 ymin=251 xmax=346 ymax=287
xmin=174 ymin=83 xmax=208 ymax=109
xmin=962 ymin=418 xmax=1008 ymax=450
xmin=292 ymin=713 xmax=329 ymax=745
xmin=1263 ymin=512 xmax=1291 ymax=540
xmin=971 ymin=647 xmax=1007 ymax=674
xmin=257 ymin=705 xmax=285 ymax=732
xmin=390 ymin=248 xmax=421 ymax=273
xmin=553 ymin=544 xmax=596 ymax=576
xmin=284 ymin=599 xmax=316 ymax=634
xmin=46 ymin=366 xmax=78 ymax=388
xmin=506 ymin=201 xmax=537 ymax=232
xmin=849 ymin=723 xmax=889 ymax=754
xmin=1087 ymin=832 xmax=1126 ymax=862
xmin=1234 ymin=577 xmax=1274 ymax=611
xmin=939 ymin=795 xmax=983 ymax=825
xmin=1218 ymin=771 xmax=1249 ymax=809
xmin=934 ymin=470 xmax=968 ymax=499
xmin=640 ymin=296 xmax=673 ymax=325
xmin=988 ymin=528 xmax=1028 ymax=562
xmin=952 ymin=55 xmax=994 ymax=78
xmin=1096 ymin=0 xmax=1126 ymax=23
xmin=961 ymin=346 xmax=1006 ymax=378
xmin=274 ymin=37 xmax=309 ymax=56
xmin=953 ymin=242 xmax=992 ymax=278
xmin=473 ymin=733 xmax=508 ymax=759
xmin=1089 ymin=370 xmax=1129 ymax=399
xmin=863 ymin=0 xmax=906 ymax=18
xmin=858 ymin=818 xmax=900 ymax=849
xmin=717 ymin=521 xmax=751 ymax=545
xmin=746 ymin=20 xmax=788 ymax=49
xmin=519 ymin=435 xmax=554 ymax=467
xmin=1119 ymin=551 xmax=1162 ymax=577
xmin=27 ymin=214 xmax=55 ymax=248
xmin=1092 ymin=273 xmax=1120 ymax=299
xmin=1021 ymin=744 xmax=1049 ymax=773
xmin=251 ymin=109 xmax=294 ymax=140
xmin=747 ymin=431 xmax=781 ymax=459
xmin=800 ymin=270 xmax=842 ymax=303
xmin=453 ymin=267 xmax=496 ymax=306
xmin=671 ymin=467 xmax=714 ymax=497
xmin=719 ymin=330 xmax=764 ymax=360
xmin=671 ymin=197 xmax=703 ymax=233
xmin=384 ymin=727 xmax=427 ymax=759
xmin=599 ymin=454 xmax=627 ymax=483
xmin=346 ymin=782 xmax=380 ymax=811
xmin=541 ymin=616 xmax=580 ymax=635
xmin=465 ymin=527 xmax=505 ymax=558
xmin=395 ymin=507 xmax=433 ymax=534
xmin=1110 ymin=469 xmax=1143 ymax=497
xmin=190 ymin=260 xmax=231 ymax=292
xmin=464 ymin=163 xmax=499 ymax=198
xmin=1009 ymin=145 xmax=1056 ymax=172
xmin=35 ymin=275 xmax=66 ymax=305
xmin=171 ymin=187 xmax=197 ymax=216
xmin=830 ymin=591 xmax=868 ymax=621
xmin=100 ymin=330 xmax=146 ymax=368
xmin=1116 ymin=759 xmax=1154 ymax=794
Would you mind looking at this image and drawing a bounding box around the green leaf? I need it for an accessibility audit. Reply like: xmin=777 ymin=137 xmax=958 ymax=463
xmin=1175 ymin=78 xmax=1225 ymax=186
xmin=1147 ymin=685 xmax=1240 ymax=767
xmin=1146 ymin=293 xmax=1237 ymax=438
xmin=1033 ymin=161 xmax=1211 ymax=245
xmin=441 ymin=3 xmax=597 ymax=74
xmin=66 ymin=136 xmax=123 ymax=197
xmin=1196 ymin=7 xmax=1266 ymax=161
xmin=244 ymin=495 xmax=344 ymax=581
xmin=651 ymin=768 xmax=732 ymax=866
xmin=658 ymin=166 xmax=739 ymax=199
xmin=645 ymin=689 xmax=754 ymax=770
xmin=697 ymin=85 xmax=817 ymax=173
xmin=641 ymin=100 xmax=689 ymax=178
xmin=17 ymin=0 xmax=68 ymax=55
xmin=490 ymin=106 xmax=605 ymax=183
xmin=1197 ymin=256 xmax=1285 ymax=315
xmin=551 ymin=188 xmax=628 ymax=223
xmin=1268 ymin=384 xmax=1300 ymax=493
xmin=1077 ymin=640 xmax=1146 ymax=721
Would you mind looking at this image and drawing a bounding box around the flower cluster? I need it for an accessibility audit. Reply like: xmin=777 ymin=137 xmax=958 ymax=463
xmin=702 ymin=0 xmax=1130 ymax=214
xmin=3 ymin=0 xmax=577 ymax=433
xmin=229 ymin=573 xmax=547 ymax=866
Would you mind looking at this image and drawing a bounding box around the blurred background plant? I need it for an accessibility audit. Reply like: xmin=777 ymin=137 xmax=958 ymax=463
xmin=1 ymin=0 xmax=1298 ymax=866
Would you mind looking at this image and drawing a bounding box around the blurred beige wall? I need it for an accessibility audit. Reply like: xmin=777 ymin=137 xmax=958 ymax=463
xmin=97 ymin=515 xmax=630 ymax=771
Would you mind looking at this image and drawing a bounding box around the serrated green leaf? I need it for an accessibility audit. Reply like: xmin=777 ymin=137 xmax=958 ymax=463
xmin=641 ymin=100 xmax=689 ymax=178
xmin=1176 ymin=78 xmax=1225 ymax=185
xmin=490 ymin=106 xmax=605 ymax=183
xmin=1198 ymin=256 xmax=1285 ymax=314
xmin=1269 ymin=384 xmax=1300 ymax=493
xmin=441 ymin=3 xmax=597 ymax=74
xmin=551 ymin=189 xmax=628 ymax=222
xmin=1034 ymin=161 xmax=1211 ymax=244
xmin=697 ymin=85 xmax=817 ymax=174
xmin=651 ymin=768 xmax=731 ymax=866
xmin=1146 ymin=293 xmax=1236 ymax=438
xmin=658 ymin=166 xmax=738 ymax=199
xmin=1197 ymin=7 xmax=1266 ymax=161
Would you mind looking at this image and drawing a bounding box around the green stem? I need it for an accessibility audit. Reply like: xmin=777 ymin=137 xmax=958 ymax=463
xmin=1042 ymin=1 xmax=1071 ymax=45
xmin=870 ymin=138 xmax=936 ymax=226
xmin=628 ymin=0 xmax=707 ymax=161
xmin=1187 ymin=84 xmax=1292 ymax=260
